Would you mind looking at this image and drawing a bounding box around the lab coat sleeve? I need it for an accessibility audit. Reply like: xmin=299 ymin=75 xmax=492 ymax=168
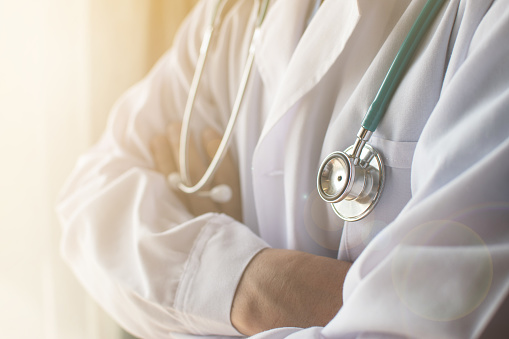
xmin=56 ymin=1 xmax=268 ymax=337
xmin=251 ymin=1 xmax=509 ymax=339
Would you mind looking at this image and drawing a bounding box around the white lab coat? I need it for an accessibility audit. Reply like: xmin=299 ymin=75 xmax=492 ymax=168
xmin=57 ymin=0 xmax=509 ymax=338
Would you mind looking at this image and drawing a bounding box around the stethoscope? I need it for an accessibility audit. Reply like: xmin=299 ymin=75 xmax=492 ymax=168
xmin=317 ymin=0 xmax=446 ymax=221
xmin=169 ymin=0 xmax=446 ymax=221
xmin=168 ymin=0 xmax=271 ymax=203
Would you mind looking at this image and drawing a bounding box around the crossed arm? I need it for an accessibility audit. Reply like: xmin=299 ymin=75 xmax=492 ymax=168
xmin=150 ymin=124 xmax=351 ymax=335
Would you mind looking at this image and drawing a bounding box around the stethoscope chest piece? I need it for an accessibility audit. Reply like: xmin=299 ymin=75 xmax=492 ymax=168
xmin=316 ymin=0 xmax=445 ymax=222
xmin=317 ymin=144 xmax=384 ymax=222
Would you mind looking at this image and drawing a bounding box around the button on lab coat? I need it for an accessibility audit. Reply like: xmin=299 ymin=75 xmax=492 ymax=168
xmin=57 ymin=0 xmax=509 ymax=337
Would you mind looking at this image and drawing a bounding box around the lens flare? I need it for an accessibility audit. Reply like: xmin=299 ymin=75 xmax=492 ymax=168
xmin=391 ymin=220 xmax=493 ymax=322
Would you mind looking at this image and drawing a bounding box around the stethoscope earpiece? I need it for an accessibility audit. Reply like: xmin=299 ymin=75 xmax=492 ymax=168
xmin=202 ymin=184 xmax=233 ymax=203
xmin=168 ymin=173 xmax=182 ymax=190
xmin=168 ymin=173 xmax=232 ymax=203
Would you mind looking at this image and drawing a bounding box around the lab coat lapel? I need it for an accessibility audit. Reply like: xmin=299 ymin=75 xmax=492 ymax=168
xmin=251 ymin=0 xmax=415 ymax=247
xmin=253 ymin=0 xmax=310 ymax=101
xmin=250 ymin=0 xmax=361 ymax=245
xmin=255 ymin=0 xmax=362 ymax=142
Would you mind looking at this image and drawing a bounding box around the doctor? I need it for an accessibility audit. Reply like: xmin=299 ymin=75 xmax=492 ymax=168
xmin=57 ymin=0 xmax=509 ymax=338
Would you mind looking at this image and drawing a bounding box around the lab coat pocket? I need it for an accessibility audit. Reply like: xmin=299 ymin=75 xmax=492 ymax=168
xmin=339 ymin=137 xmax=417 ymax=261
xmin=370 ymin=136 xmax=417 ymax=170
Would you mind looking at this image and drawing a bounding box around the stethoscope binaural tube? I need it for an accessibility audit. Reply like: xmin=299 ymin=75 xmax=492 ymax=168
xmin=317 ymin=0 xmax=447 ymax=221
xmin=169 ymin=0 xmax=271 ymax=203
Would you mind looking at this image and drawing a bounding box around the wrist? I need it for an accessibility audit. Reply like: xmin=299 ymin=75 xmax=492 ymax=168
xmin=231 ymin=248 xmax=351 ymax=335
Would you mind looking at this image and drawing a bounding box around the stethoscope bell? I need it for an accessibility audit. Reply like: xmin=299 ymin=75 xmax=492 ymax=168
xmin=317 ymin=144 xmax=384 ymax=222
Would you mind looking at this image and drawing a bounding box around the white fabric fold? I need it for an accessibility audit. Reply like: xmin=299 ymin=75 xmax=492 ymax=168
xmin=57 ymin=0 xmax=509 ymax=338
xmin=174 ymin=214 xmax=268 ymax=336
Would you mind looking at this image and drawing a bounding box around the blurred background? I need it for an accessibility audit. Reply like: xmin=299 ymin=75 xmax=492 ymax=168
xmin=0 ymin=0 xmax=197 ymax=337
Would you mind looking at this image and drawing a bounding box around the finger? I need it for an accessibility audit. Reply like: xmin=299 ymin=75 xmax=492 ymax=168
xmin=149 ymin=134 xmax=176 ymax=176
xmin=167 ymin=123 xmax=220 ymax=216
xmin=202 ymin=127 xmax=243 ymax=221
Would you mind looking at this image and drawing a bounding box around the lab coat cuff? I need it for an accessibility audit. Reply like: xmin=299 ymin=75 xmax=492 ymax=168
xmin=175 ymin=213 xmax=269 ymax=336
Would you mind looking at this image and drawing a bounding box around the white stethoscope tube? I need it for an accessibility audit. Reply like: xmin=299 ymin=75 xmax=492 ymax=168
xmin=169 ymin=0 xmax=270 ymax=203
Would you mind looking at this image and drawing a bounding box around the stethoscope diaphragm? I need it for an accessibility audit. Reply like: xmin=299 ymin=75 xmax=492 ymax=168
xmin=318 ymin=144 xmax=384 ymax=222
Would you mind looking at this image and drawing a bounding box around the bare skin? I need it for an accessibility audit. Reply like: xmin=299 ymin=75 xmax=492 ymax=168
xmin=231 ymin=249 xmax=351 ymax=335
xmin=150 ymin=123 xmax=351 ymax=335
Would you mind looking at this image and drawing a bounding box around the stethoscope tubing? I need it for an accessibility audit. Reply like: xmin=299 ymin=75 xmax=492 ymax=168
xmin=362 ymin=0 xmax=447 ymax=132
xmin=178 ymin=0 xmax=226 ymax=190
xmin=318 ymin=0 xmax=447 ymax=221
xmin=177 ymin=0 xmax=270 ymax=194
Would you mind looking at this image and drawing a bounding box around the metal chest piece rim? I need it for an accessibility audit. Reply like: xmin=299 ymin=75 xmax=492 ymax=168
xmin=317 ymin=144 xmax=385 ymax=222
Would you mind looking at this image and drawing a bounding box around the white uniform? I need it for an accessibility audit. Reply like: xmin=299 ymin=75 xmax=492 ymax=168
xmin=57 ymin=0 xmax=509 ymax=338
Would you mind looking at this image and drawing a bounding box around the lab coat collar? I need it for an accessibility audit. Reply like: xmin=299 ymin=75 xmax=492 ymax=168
xmin=254 ymin=0 xmax=362 ymax=141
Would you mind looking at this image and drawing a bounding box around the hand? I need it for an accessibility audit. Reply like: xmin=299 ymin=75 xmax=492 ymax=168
xmin=231 ymin=249 xmax=352 ymax=335
xmin=150 ymin=123 xmax=242 ymax=221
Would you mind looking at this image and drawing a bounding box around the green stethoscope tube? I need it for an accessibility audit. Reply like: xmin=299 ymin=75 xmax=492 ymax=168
xmin=362 ymin=0 xmax=447 ymax=132
xmin=317 ymin=0 xmax=448 ymax=221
